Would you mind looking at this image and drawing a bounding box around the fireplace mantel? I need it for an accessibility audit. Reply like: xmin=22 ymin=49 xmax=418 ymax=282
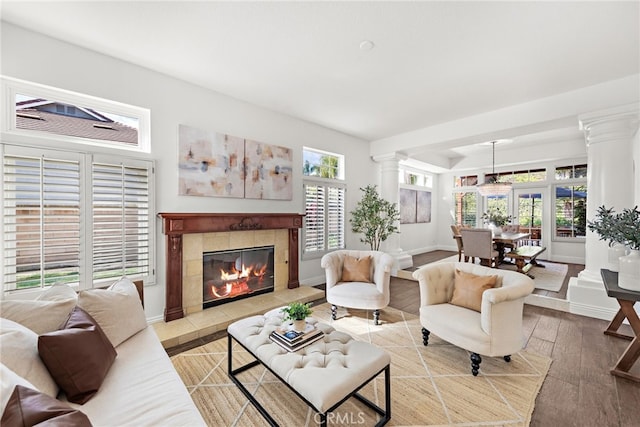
xmin=158 ymin=212 xmax=304 ymax=322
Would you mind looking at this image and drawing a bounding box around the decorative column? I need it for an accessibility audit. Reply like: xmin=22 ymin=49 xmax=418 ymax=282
xmin=568 ymin=103 xmax=640 ymax=319
xmin=372 ymin=152 xmax=413 ymax=272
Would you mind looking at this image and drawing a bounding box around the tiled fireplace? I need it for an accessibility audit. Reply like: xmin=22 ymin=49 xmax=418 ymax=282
xmin=158 ymin=213 xmax=304 ymax=322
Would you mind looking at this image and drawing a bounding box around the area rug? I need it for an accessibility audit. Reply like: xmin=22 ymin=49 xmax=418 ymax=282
xmin=171 ymin=303 xmax=551 ymax=426
xmin=401 ymin=256 xmax=568 ymax=292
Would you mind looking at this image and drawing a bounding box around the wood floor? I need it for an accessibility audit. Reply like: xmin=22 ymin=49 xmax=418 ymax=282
xmin=393 ymin=250 xmax=640 ymax=427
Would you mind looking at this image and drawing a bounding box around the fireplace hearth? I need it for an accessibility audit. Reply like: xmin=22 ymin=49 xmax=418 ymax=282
xmin=203 ymin=245 xmax=274 ymax=308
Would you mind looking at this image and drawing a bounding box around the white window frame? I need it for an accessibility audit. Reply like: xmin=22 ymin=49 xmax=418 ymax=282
xmin=1 ymin=76 xmax=151 ymax=153
xmin=302 ymin=177 xmax=346 ymax=259
xmin=302 ymin=147 xmax=346 ymax=259
xmin=1 ymin=144 xmax=156 ymax=296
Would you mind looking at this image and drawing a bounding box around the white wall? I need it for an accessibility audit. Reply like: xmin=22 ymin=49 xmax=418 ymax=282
xmin=1 ymin=23 xmax=376 ymax=320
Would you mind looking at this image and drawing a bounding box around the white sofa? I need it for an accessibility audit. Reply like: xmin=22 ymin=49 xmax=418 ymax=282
xmin=0 ymin=278 xmax=205 ymax=426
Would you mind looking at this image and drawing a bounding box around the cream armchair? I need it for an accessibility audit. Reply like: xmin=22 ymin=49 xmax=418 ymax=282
xmin=412 ymin=262 xmax=534 ymax=375
xmin=321 ymin=250 xmax=394 ymax=325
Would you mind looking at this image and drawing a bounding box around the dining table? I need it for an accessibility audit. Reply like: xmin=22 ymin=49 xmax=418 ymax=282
xmin=492 ymin=232 xmax=531 ymax=264
xmin=454 ymin=231 xmax=531 ymax=265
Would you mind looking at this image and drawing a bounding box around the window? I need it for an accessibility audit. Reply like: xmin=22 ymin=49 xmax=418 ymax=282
xmin=486 ymin=168 xmax=546 ymax=184
xmin=1 ymin=79 xmax=154 ymax=294
xmin=555 ymin=164 xmax=587 ymax=180
xmin=554 ymin=185 xmax=587 ymax=238
xmin=3 ymin=77 xmax=150 ymax=153
xmin=302 ymin=147 xmax=343 ymax=179
xmin=454 ymin=175 xmax=478 ymax=187
xmin=2 ymin=145 xmax=155 ymax=292
xmin=302 ymin=148 xmax=345 ymax=257
xmin=399 ymin=168 xmax=433 ymax=187
xmin=484 ymin=195 xmax=509 ymax=220
xmin=453 ymin=191 xmax=477 ymax=227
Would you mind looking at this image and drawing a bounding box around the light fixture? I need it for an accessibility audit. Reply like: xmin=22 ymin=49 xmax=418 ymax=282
xmin=477 ymin=140 xmax=512 ymax=196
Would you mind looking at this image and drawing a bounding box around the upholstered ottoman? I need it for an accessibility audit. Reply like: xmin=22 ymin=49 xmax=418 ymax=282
xmin=227 ymin=313 xmax=391 ymax=426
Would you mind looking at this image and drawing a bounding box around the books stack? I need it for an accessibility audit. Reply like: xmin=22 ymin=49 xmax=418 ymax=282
xmin=269 ymin=323 xmax=324 ymax=352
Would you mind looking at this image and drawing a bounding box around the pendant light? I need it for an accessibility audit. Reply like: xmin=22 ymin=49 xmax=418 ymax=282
xmin=477 ymin=141 xmax=512 ymax=196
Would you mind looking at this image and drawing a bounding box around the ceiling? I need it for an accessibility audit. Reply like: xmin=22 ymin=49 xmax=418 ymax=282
xmin=1 ymin=1 xmax=639 ymax=171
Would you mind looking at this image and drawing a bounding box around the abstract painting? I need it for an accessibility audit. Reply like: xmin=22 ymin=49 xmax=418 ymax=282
xmin=400 ymin=188 xmax=432 ymax=224
xmin=244 ymin=139 xmax=292 ymax=200
xmin=178 ymin=125 xmax=292 ymax=200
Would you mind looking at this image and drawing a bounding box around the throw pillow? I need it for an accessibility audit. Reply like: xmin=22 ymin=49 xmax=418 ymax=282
xmin=77 ymin=276 xmax=147 ymax=347
xmin=450 ymin=269 xmax=497 ymax=312
xmin=1 ymin=283 xmax=77 ymax=335
xmin=1 ymin=385 xmax=92 ymax=427
xmin=341 ymin=255 xmax=373 ymax=283
xmin=38 ymin=307 xmax=117 ymax=404
xmin=1 ymin=364 xmax=37 ymax=416
xmin=0 ymin=318 xmax=59 ymax=398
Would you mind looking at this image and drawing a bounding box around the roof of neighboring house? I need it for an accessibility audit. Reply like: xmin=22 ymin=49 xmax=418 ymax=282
xmin=16 ymin=107 xmax=138 ymax=145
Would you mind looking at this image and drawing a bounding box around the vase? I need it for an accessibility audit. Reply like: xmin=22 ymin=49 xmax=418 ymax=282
xmin=607 ymin=244 xmax=627 ymax=272
xmin=488 ymin=223 xmax=502 ymax=237
xmin=293 ymin=319 xmax=307 ymax=332
xmin=618 ymin=249 xmax=640 ymax=291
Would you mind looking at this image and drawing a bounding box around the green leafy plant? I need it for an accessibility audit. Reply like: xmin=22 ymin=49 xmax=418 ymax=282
xmin=588 ymin=205 xmax=640 ymax=250
xmin=349 ymin=185 xmax=400 ymax=251
xmin=280 ymin=302 xmax=313 ymax=321
xmin=481 ymin=208 xmax=513 ymax=226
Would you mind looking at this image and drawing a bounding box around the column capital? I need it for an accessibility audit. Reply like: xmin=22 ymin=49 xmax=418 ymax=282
xmin=371 ymin=152 xmax=408 ymax=163
xmin=578 ymin=103 xmax=640 ymax=147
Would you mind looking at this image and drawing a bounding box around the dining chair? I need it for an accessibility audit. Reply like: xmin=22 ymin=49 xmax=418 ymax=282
xmin=450 ymin=225 xmax=466 ymax=262
xmin=460 ymin=228 xmax=499 ymax=268
xmin=501 ymin=224 xmax=521 ymax=251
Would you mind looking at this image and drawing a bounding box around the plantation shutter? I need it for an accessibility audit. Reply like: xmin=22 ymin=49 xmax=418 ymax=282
xmin=92 ymin=159 xmax=152 ymax=282
xmin=2 ymin=148 xmax=81 ymax=291
xmin=304 ymin=184 xmax=325 ymax=253
xmin=327 ymin=186 xmax=345 ymax=250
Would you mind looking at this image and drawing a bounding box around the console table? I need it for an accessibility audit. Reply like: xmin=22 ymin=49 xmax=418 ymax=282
xmin=600 ymin=269 xmax=640 ymax=382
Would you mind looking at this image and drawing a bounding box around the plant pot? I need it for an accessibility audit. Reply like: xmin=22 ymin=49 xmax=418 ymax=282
xmin=488 ymin=223 xmax=502 ymax=237
xmin=293 ymin=319 xmax=307 ymax=332
xmin=607 ymin=244 xmax=627 ymax=272
xmin=618 ymin=249 xmax=640 ymax=291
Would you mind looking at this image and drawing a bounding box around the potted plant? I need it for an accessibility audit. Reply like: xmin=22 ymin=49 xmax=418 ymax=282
xmin=588 ymin=205 xmax=640 ymax=289
xmin=281 ymin=302 xmax=313 ymax=331
xmin=350 ymin=185 xmax=400 ymax=251
xmin=481 ymin=208 xmax=512 ymax=236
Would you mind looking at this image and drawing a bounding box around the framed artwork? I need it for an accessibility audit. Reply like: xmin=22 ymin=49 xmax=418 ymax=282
xmin=417 ymin=190 xmax=432 ymax=223
xmin=244 ymin=139 xmax=292 ymax=200
xmin=400 ymin=188 xmax=432 ymax=224
xmin=178 ymin=125 xmax=292 ymax=200
xmin=400 ymin=189 xmax=417 ymax=224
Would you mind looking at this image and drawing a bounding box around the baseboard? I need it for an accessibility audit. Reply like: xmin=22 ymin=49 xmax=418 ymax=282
xmin=300 ymin=274 xmax=326 ymax=287
xmin=525 ymin=294 xmax=570 ymax=312
xmin=407 ymin=245 xmax=438 ymax=255
xmin=569 ymin=301 xmax=618 ymax=321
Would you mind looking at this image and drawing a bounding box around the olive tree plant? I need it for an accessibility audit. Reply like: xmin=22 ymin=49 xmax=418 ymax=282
xmin=349 ymin=185 xmax=400 ymax=251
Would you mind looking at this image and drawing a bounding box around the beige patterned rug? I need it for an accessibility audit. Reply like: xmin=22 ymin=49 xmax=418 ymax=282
xmin=171 ymin=303 xmax=551 ymax=426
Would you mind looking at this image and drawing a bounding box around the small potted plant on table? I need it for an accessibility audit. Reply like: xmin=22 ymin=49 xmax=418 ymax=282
xmin=481 ymin=208 xmax=512 ymax=236
xmin=281 ymin=302 xmax=313 ymax=332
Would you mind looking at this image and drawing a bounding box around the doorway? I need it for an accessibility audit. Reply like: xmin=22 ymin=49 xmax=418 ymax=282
xmin=514 ymin=189 xmax=545 ymax=247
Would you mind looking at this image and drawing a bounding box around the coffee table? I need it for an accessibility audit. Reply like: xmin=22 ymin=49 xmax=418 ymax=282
xmin=227 ymin=312 xmax=391 ymax=426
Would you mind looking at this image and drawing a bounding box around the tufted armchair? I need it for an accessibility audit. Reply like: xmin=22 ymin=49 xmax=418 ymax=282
xmin=321 ymin=250 xmax=394 ymax=325
xmin=412 ymin=262 xmax=534 ymax=375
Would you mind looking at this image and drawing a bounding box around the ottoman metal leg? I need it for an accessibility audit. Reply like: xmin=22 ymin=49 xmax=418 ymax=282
xmin=422 ymin=327 xmax=430 ymax=346
xmin=331 ymin=304 xmax=337 ymax=320
xmin=373 ymin=309 xmax=380 ymax=325
xmin=470 ymin=352 xmax=482 ymax=376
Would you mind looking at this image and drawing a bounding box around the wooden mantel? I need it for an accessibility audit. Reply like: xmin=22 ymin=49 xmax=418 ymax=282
xmin=158 ymin=213 xmax=304 ymax=322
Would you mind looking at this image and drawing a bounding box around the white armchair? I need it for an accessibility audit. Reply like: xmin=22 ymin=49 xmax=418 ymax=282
xmin=321 ymin=250 xmax=394 ymax=325
xmin=412 ymin=262 xmax=534 ymax=375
